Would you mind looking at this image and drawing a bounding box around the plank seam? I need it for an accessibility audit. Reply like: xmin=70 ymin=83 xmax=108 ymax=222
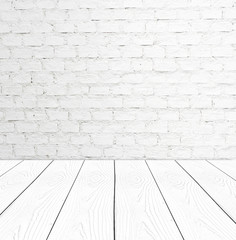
xmin=0 ymin=160 xmax=54 ymax=216
xmin=0 ymin=160 xmax=24 ymax=178
xmin=46 ymin=160 xmax=85 ymax=240
xmin=176 ymin=160 xmax=236 ymax=224
xmin=206 ymin=160 xmax=236 ymax=182
xmin=145 ymin=160 xmax=185 ymax=240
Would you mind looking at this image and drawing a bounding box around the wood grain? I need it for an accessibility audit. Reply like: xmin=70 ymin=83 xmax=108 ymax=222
xmin=208 ymin=160 xmax=236 ymax=180
xmin=47 ymin=160 xmax=114 ymax=240
xmin=0 ymin=160 xmax=23 ymax=177
xmin=115 ymin=161 xmax=183 ymax=240
xmin=0 ymin=160 xmax=83 ymax=240
xmin=0 ymin=160 xmax=51 ymax=215
xmin=178 ymin=160 xmax=236 ymax=222
xmin=148 ymin=160 xmax=236 ymax=240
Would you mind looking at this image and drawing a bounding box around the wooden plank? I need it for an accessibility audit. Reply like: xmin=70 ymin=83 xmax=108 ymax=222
xmin=178 ymin=160 xmax=236 ymax=222
xmin=47 ymin=160 xmax=114 ymax=240
xmin=0 ymin=160 xmax=23 ymax=177
xmin=0 ymin=160 xmax=52 ymax=215
xmin=147 ymin=160 xmax=236 ymax=240
xmin=208 ymin=160 xmax=236 ymax=180
xmin=0 ymin=160 xmax=84 ymax=240
xmin=115 ymin=161 xmax=183 ymax=240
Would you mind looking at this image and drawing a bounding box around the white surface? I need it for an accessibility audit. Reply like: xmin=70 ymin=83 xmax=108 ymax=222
xmin=0 ymin=3 xmax=236 ymax=160
xmin=48 ymin=161 xmax=114 ymax=240
xmin=147 ymin=160 xmax=236 ymax=240
xmin=0 ymin=161 xmax=83 ymax=240
xmin=0 ymin=160 xmax=51 ymax=214
xmin=0 ymin=160 xmax=236 ymax=240
xmin=208 ymin=160 xmax=236 ymax=180
xmin=0 ymin=160 xmax=22 ymax=176
xmin=178 ymin=160 xmax=236 ymax=222
xmin=115 ymin=161 xmax=182 ymax=240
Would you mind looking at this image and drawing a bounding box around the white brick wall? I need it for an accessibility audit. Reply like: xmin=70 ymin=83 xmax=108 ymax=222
xmin=0 ymin=0 xmax=236 ymax=159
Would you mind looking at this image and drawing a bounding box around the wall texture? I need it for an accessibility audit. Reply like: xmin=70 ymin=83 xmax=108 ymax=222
xmin=0 ymin=0 xmax=236 ymax=159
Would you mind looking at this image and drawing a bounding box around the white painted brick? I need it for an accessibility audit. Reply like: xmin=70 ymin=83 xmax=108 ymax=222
xmin=159 ymin=134 xmax=181 ymax=145
xmin=223 ymin=8 xmax=236 ymax=18
xmin=23 ymin=35 xmax=43 ymax=46
xmin=0 ymin=48 xmax=10 ymax=59
xmin=0 ymin=1 xmax=236 ymax=160
xmin=0 ymin=123 xmax=14 ymax=132
xmin=5 ymin=111 xmax=24 ymax=120
xmin=92 ymin=134 xmax=113 ymax=145
xmin=146 ymin=21 xmax=168 ymax=32
xmin=49 ymin=134 xmax=69 ymax=144
xmin=16 ymin=122 xmax=37 ymax=132
xmin=11 ymin=48 xmax=33 ymax=59
xmin=168 ymin=147 xmax=192 ymax=158
xmin=192 ymin=147 xmax=214 ymax=158
xmin=146 ymin=97 xmax=167 ymax=108
xmin=158 ymin=110 xmax=179 ymax=120
xmin=77 ymin=22 xmax=96 ymax=33
xmin=43 ymin=59 xmax=64 ymax=71
xmin=136 ymin=135 xmax=157 ymax=146
xmin=132 ymin=59 xmax=152 ymax=71
xmin=155 ymin=10 xmax=177 ymax=19
xmin=37 ymin=145 xmax=57 ymax=156
xmin=225 ymin=111 xmax=236 ymax=120
xmin=26 ymin=134 xmax=48 ymax=144
xmin=143 ymin=46 xmax=165 ymax=58
xmin=0 ymin=60 xmax=20 ymax=71
xmin=6 ymin=134 xmax=25 ymax=144
xmin=153 ymin=59 xmax=177 ymax=72
xmin=15 ymin=145 xmax=35 ymax=156
xmin=145 ymin=146 xmax=168 ymax=158
xmin=69 ymin=10 xmax=90 ymax=20
xmin=39 ymin=122 xmax=58 ymax=132
xmin=57 ymin=145 xmax=78 ymax=157
xmin=104 ymin=147 xmax=123 ymax=158
xmin=0 ymin=145 xmax=13 ymax=158
xmin=216 ymin=147 xmax=236 ymax=158
xmin=136 ymin=111 xmax=157 ymax=120
xmin=202 ymin=9 xmax=222 ymax=19
xmin=213 ymin=97 xmax=236 ymax=108
xmin=191 ymin=96 xmax=212 ymax=108
xmin=123 ymin=146 xmax=145 ymax=159
xmin=146 ymin=121 xmax=168 ymax=133
xmin=47 ymin=110 xmax=68 ymax=120
xmin=55 ymin=23 xmax=75 ymax=33
xmin=34 ymin=47 xmax=54 ymax=58
xmin=61 ymin=121 xmax=80 ymax=133
xmin=2 ymin=34 xmax=21 ymax=46
xmin=168 ymin=97 xmax=190 ymax=108
xmin=92 ymin=111 xmax=112 ymax=120
xmin=44 ymin=85 xmax=66 ymax=95
xmin=70 ymin=111 xmax=91 ymax=120
xmin=57 ymin=0 xmax=77 ymax=9
xmin=45 ymin=35 xmax=64 ymax=46
xmin=124 ymin=22 xmax=145 ymax=33
xmin=2 ymin=85 xmax=22 ymax=95
xmin=90 ymin=87 xmax=110 ymax=95
xmin=71 ymin=135 xmax=90 ymax=145
xmin=201 ymin=110 xmax=225 ymax=121
xmin=114 ymin=111 xmax=135 ymax=120
xmin=116 ymin=135 xmax=135 ymax=146
xmin=123 ymin=98 xmax=144 ymax=108
xmin=37 ymin=97 xmax=58 ymax=108
xmin=121 ymin=46 xmax=142 ymax=58
xmin=81 ymin=146 xmax=102 ymax=157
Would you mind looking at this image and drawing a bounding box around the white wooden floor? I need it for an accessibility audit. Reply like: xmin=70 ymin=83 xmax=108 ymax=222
xmin=0 ymin=160 xmax=236 ymax=240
